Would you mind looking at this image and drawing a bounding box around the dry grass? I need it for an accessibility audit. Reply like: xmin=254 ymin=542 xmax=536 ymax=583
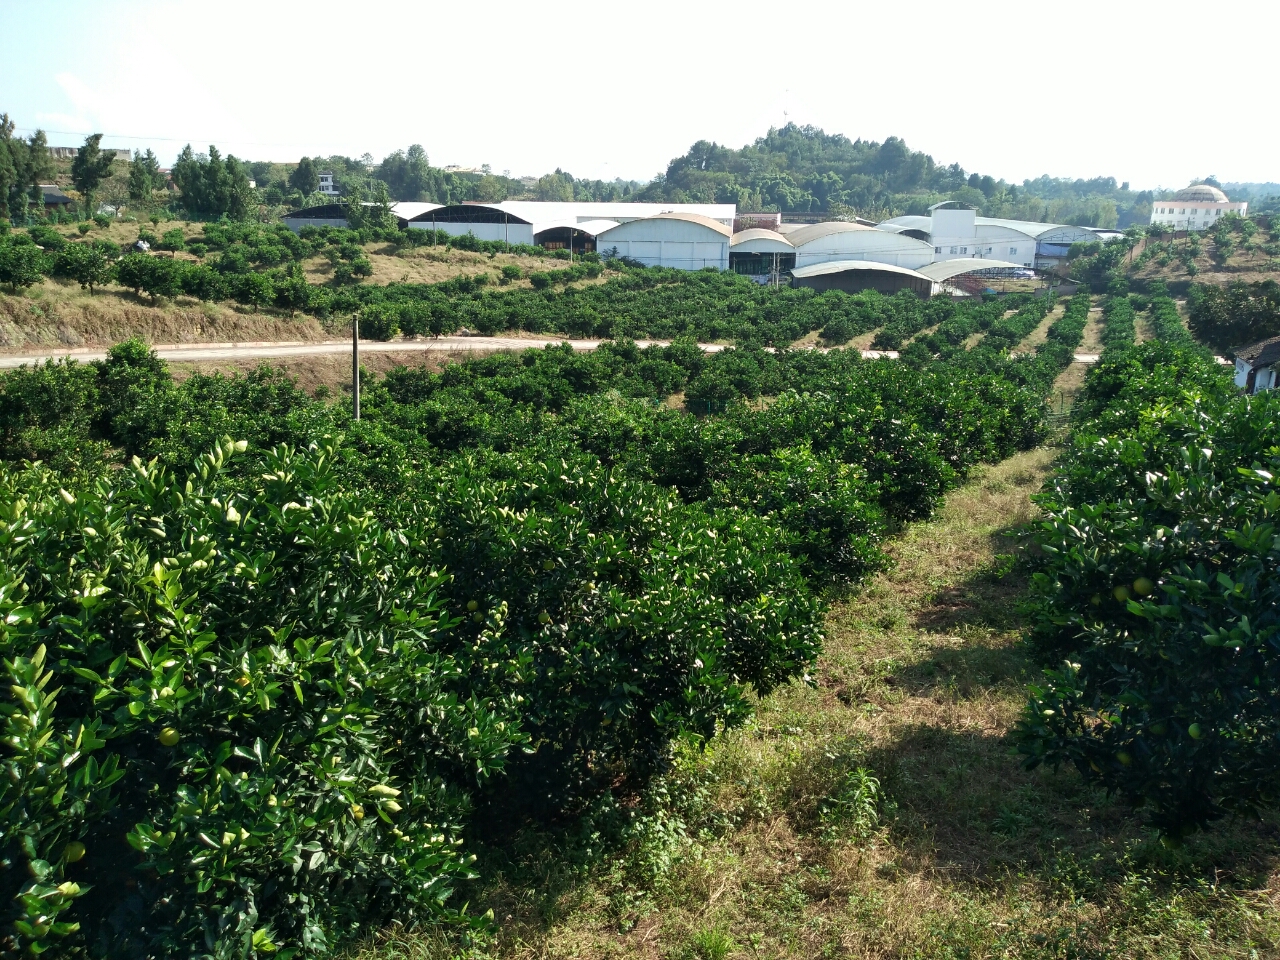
xmin=352 ymin=448 xmax=1280 ymax=959
xmin=1012 ymin=301 xmax=1064 ymax=353
xmin=298 ymin=245 xmax=586 ymax=290
xmin=168 ymin=348 xmax=478 ymax=395
xmin=0 ymin=282 xmax=328 ymax=350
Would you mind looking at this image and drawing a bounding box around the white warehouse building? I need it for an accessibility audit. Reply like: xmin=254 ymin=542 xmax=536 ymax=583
xmin=1150 ymin=184 xmax=1246 ymax=231
xmin=397 ymin=201 xmax=736 ymax=254
xmin=878 ymin=204 xmax=1100 ymax=270
xmin=594 ymin=212 xmax=731 ymax=270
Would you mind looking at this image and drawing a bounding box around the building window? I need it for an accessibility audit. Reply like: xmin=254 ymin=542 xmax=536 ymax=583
xmin=960 ymin=246 xmax=968 ymax=254
xmin=949 ymin=246 xmax=957 ymax=254
xmin=935 ymin=246 xmax=941 ymax=253
xmin=1010 ymin=246 xmax=1018 ymax=255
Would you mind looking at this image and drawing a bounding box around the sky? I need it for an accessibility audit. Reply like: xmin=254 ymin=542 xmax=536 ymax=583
xmin=1 ymin=0 xmax=1276 ymax=191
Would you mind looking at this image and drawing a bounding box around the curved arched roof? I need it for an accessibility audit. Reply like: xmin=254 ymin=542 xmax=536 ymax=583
xmin=390 ymin=201 xmax=442 ymax=221
xmin=730 ymin=228 xmax=794 ymax=250
xmin=1175 ymin=184 xmax=1228 ymax=202
xmin=786 ymin=221 xmax=878 ymax=247
xmin=917 ymin=259 xmax=1029 ymax=282
xmin=403 ymin=203 xmax=533 ymax=225
xmin=878 ymin=216 xmax=932 ymax=233
xmin=647 ymin=211 xmax=732 ymax=236
xmin=790 ymin=259 xmax=932 ymax=282
xmin=532 ymin=219 xmax=620 ymax=238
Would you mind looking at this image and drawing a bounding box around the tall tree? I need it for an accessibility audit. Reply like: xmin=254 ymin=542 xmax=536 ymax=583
xmin=71 ymin=134 xmax=116 ymax=216
xmin=289 ymin=156 xmax=318 ymax=196
xmin=171 ymin=144 xmax=253 ymax=220
xmin=127 ymin=148 xmax=162 ymax=201
xmin=0 ymin=116 xmax=53 ymax=222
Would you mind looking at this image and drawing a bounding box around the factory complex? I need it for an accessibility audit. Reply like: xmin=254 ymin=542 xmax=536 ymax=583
xmin=284 ymin=197 xmax=1116 ymax=295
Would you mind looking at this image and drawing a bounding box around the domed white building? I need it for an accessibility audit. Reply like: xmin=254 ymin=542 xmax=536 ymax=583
xmin=1150 ymin=184 xmax=1247 ymax=231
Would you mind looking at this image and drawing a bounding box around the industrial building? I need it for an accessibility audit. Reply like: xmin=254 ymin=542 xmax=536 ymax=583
xmin=278 ymin=195 xmax=1098 ymax=295
xmin=1150 ymin=184 xmax=1247 ymax=231
xmin=593 ymin=212 xmax=731 ymax=271
xmin=877 ymin=203 xmax=1100 ymax=271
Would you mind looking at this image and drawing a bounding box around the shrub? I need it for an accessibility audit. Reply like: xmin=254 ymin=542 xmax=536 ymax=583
xmin=358 ymin=303 xmax=400 ymax=341
xmin=156 ymin=227 xmax=186 ymax=252
xmin=0 ymin=239 xmax=48 ymax=292
xmin=77 ymin=221 xmax=92 ymax=235
xmin=91 ymin=213 xmax=111 ymax=229
xmin=0 ymin=440 xmax=522 ymax=956
xmin=499 ymin=264 xmax=521 ymax=285
xmin=1017 ymin=343 xmax=1280 ymax=837
xmin=52 ymin=242 xmax=113 ymax=293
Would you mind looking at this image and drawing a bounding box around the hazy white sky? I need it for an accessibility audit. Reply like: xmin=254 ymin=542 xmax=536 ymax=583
xmin=2 ymin=0 xmax=1276 ymax=190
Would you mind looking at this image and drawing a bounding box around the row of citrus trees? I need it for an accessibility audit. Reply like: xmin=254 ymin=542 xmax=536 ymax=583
xmin=0 ymin=339 xmax=1049 ymax=956
xmin=1016 ymin=341 xmax=1280 ymax=838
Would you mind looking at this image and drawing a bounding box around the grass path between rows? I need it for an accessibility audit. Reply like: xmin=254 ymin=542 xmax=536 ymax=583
xmin=358 ymin=448 xmax=1280 ymax=960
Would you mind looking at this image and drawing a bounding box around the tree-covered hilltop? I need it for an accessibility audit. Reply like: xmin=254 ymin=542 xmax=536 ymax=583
xmin=635 ymin=123 xmax=1154 ymax=229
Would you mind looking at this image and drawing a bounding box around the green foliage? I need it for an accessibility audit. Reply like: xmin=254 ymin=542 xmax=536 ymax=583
xmin=358 ymin=304 xmax=400 ymax=341
xmin=127 ymin=148 xmax=163 ymax=201
xmin=1100 ymin=294 xmax=1136 ymax=354
xmin=1147 ymin=296 xmax=1196 ymax=347
xmin=70 ymin=134 xmax=116 ymax=213
xmin=1188 ymin=280 xmax=1280 ymax=351
xmin=0 ymin=235 xmax=46 ymax=291
xmin=0 ymin=440 xmax=518 ymax=956
xmin=289 ymin=156 xmax=319 ymax=197
xmin=52 ymin=241 xmax=113 ymax=293
xmin=172 ymin=144 xmax=254 ymax=220
xmin=1017 ymin=342 xmax=1280 ymax=836
xmin=0 ymin=316 xmax=1053 ymax=952
xmin=156 ymin=227 xmax=186 ymax=252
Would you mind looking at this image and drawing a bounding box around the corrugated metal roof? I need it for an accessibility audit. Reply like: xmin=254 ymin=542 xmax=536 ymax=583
xmin=730 ymin=228 xmax=794 ymax=248
xmin=786 ymin=221 xmax=878 ymax=247
xmin=917 ymin=259 xmax=1029 ymax=281
xmin=597 ymin=212 xmax=732 ymax=237
xmin=532 ymin=219 xmax=620 ymax=238
xmin=790 ymin=259 xmax=932 ymax=281
xmin=495 ymin=201 xmax=735 ymax=225
xmin=391 ymin=202 xmax=442 ymax=221
xmin=878 ymin=215 xmax=932 ymax=232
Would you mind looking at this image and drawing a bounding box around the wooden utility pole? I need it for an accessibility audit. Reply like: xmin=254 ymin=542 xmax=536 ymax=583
xmin=352 ymin=313 xmax=360 ymax=421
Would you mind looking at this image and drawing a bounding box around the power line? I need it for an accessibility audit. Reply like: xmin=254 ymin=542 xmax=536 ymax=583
xmin=11 ymin=125 xmax=353 ymax=153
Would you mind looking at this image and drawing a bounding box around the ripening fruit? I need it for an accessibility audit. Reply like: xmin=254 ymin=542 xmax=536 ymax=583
xmin=466 ymin=600 xmax=478 ymax=612
xmin=351 ymin=804 xmax=365 ymax=821
xmin=1149 ymin=723 xmax=1167 ymax=735
xmin=1188 ymin=723 xmax=1203 ymax=739
xmin=472 ymin=612 xmax=483 ymax=622
xmin=542 ymin=560 xmax=555 ymax=571
xmin=1113 ymin=585 xmax=1131 ymax=602
xmin=538 ymin=611 xmax=551 ymax=624
xmin=158 ymin=727 xmax=180 ymax=747
xmin=1116 ymin=751 xmax=1133 ymax=766
xmin=1089 ymin=594 xmax=1103 ymax=606
xmin=64 ymin=841 xmax=86 ymax=863
xmin=1133 ymin=577 xmax=1155 ymax=597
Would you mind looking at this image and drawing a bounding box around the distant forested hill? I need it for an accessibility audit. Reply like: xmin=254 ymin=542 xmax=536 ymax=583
xmin=634 ymin=124 xmax=1154 ymax=229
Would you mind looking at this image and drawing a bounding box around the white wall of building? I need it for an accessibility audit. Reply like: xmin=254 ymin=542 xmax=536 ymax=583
xmin=792 ymin=229 xmax=933 ymax=271
xmin=407 ymin=221 xmax=536 ymax=245
xmin=596 ymin=218 xmax=730 ymax=270
xmin=1150 ymin=200 xmax=1248 ymax=231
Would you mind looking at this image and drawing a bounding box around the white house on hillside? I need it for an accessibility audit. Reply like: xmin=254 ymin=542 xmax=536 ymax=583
xmin=318 ymin=172 xmax=340 ymax=197
xmin=1150 ymin=184 xmax=1246 ymax=231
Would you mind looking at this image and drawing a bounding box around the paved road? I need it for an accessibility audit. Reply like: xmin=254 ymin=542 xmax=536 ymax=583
xmin=0 ymin=337 xmax=907 ymax=369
